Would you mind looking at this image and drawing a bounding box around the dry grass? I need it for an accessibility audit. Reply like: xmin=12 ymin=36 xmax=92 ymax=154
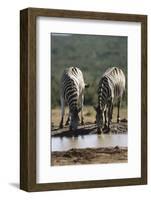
xmin=51 ymin=106 xmax=127 ymax=128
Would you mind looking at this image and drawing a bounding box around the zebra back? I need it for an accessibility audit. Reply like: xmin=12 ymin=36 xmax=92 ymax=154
xmin=61 ymin=67 xmax=85 ymax=112
xmin=98 ymin=67 xmax=125 ymax=108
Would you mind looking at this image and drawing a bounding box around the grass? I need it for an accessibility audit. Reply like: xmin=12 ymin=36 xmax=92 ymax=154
xmin=51 ymin=106 xmax=127 ymax=128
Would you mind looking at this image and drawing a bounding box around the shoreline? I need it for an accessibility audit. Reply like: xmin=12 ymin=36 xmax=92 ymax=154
xmin=51 ymin=146 xmax=128 ymax=166
xmin=52 ymin=121 xmax=127 ymax=137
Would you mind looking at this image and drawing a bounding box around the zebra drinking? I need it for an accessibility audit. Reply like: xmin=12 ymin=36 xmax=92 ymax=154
xmin=59 ymin=67 xmax=88 ymax=130
xmin=94 ymin=67 xmax=126 ymax=134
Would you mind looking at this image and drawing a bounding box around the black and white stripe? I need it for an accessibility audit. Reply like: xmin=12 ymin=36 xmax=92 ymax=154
xmin=59 ymin=67 xmax=86 ymax=130
xmin=95 ymin=67 xmax=125 ymax=133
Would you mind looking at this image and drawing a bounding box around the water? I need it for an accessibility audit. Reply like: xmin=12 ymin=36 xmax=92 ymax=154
xmin=51 ymin=134 xmax=128 ymax=152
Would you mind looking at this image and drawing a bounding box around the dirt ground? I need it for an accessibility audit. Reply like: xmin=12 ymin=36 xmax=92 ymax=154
xmin=51 ymin=146 xmax=128 ymax=166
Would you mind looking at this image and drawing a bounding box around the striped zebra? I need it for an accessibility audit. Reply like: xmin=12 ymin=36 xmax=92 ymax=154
xmin=59 ymin=67 xmax=88 ymax=130
xmin=94 ymin=67 xmax=126 ymax=134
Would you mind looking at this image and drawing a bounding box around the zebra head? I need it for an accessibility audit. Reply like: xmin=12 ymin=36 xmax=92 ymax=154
xmin=94 ymin=105 xmax=103 ymax=134
xmin=70 ymin=107 xmax=81 ymax=131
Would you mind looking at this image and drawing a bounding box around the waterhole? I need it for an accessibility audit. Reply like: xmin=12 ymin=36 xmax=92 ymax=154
xmin=51 ymin=133 xmax=128 ymax=152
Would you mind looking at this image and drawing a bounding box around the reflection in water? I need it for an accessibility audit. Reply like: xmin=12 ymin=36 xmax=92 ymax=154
xmin=51 ymin=134 xmax=128 ymax=151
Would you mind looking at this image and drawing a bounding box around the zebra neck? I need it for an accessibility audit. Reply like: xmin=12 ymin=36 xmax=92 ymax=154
xmin=98 ymin=91 xmax=106 ymax=110
xmin=69 ymin=103 xmax=78 ymax=113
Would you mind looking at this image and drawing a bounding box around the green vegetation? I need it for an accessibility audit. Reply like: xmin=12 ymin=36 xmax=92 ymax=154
xmin=51 ymin=33 xmax=127 ymax=108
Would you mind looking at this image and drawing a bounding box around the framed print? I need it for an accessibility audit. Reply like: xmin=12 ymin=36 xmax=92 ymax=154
xmin=20 ymin=8 xmax=147 ymax=191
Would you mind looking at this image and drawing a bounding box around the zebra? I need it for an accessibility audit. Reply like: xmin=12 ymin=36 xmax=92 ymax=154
xmin=94 ymin=67 xmax=126 ymax=134
xmin=59 ymin=66 xmax=88 ymax=130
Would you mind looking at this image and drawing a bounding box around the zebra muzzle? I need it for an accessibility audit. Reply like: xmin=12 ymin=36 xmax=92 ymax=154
xmin=97 ymin=127 xmax=102 ymax=134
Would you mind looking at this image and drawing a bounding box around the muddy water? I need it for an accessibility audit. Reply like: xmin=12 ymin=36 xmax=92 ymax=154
xmin=51 ymin=133 xmax=128 ymax=152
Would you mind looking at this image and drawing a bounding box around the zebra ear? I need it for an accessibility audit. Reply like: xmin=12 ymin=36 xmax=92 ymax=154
xmin=85 ymin=83 xmax=90 ymax=88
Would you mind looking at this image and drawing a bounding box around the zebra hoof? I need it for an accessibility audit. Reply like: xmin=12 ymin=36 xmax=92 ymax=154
xmin=81 ymin=121 xmax=84 ymax=125
xmin=59 ymin=124 xmax=63 ymax=129
xmin=103 ymin=127 xmax=110 ymax=134
xmin=102 ymin=125 xmax=108 ymax=132
xmin=97 ymin=128 xmax=102 ymax=134
xmin=117 ymin=119 xmax=120 ymax=123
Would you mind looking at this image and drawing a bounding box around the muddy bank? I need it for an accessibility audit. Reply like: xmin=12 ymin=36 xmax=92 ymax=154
xmin=52 ymin=120 xmax=127 ymax=137
xmin=51 ymin=146 xmax=128 ymax=166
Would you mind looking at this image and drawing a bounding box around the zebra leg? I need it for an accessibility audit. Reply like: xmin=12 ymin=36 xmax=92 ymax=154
xmin=105 ymin=102 xmax=113 ymax=133
xmin=107 ymin=108 xmax=111 ymax=133
xmin=108 ymin=103 xmax=113 ymax=132
xmin=110 ymin=103 xmax=113 ymax=123
xmin=117 ymin=98 xmax=121 ymax=123
xmin=65 ymin=112 xmax=70 ymax=126
xmin=59 ymin=96 xmax=65 ymax=128
xmin=80 ymin=93 xmax=84 ymax=125
xmin=109 ymin=102 xmax=114 ymax=126
xmin=103 ymin=109 xmax=108 ymax=131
